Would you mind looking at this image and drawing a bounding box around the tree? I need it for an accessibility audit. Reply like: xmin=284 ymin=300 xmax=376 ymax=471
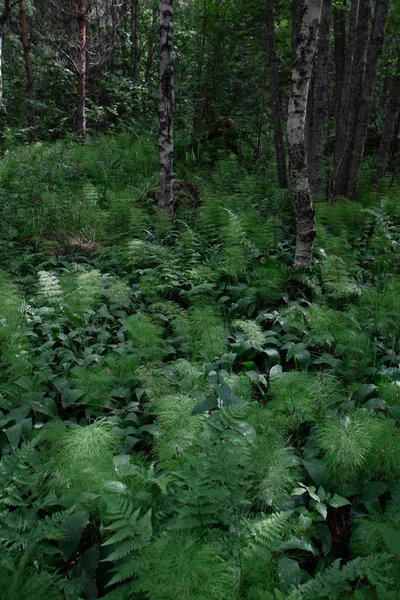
xmin=287 ymin=0 xmax=323 ymax=269
xmin=76 ymin=0 xmax=87 ymax=140
xmin=345 ymin=0 xmax=390 ymax=199
xmin=131 ymin=0 xmax=139 ymax=79
xmin=19 ymin=0 xmax=35 ymax=129
xmin=0 ymin=0 xmax=13 ymax=110
xmin=333 ymin=0 xmax=390 ymax=199
xmin=375 ymin=51 xmax=400 ymax=180
xmin=306 ymin=0 xmax=332 ymax=199
xmin=158 ymin=0 xmax=174 ymax=216
xmin=266 ymin=0 xmax=288 ymax=189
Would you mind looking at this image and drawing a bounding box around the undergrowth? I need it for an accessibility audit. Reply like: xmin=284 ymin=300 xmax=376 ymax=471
xmin=0 ymin=135 xmax=400 ymax=598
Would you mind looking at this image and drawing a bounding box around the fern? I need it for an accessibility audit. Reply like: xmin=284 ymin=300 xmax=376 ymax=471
xmin=242 ymin=511 xmax=293 ymax=553
xmin=170 ymin=405 xmax=253 ymax=530
xmin=103 ymin=495 xmax=152 ymax=587
xmin=292 ymin=554 xmax=393 ymax=599
xmin=37 ymin=270 xmax=63 ymax=306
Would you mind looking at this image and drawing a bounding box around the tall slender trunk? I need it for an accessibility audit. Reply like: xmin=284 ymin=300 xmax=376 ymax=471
xmin=0 ymin=1 xmax=11 ymax=111
xmin=266 ymin=0 xmax=288 ymax=189
xmin=345 ymin=0 xmax=390 ymax=199
xmin=375 ymin=53 xmax=400 ymax=180
xmin=338 ymin=0 xmax=372 ymax=194
xmin=131 ymin=0 xmax=139 ymax=79
xmin=0 ymin=23 xmax=3 ymax=110
xmin=145 ymin=2 xmax=159 ymax=85
xmin=333 ymin=1 xmax=346 ymax=121
xmin=158 ymin=0 xmax=174 ymax=216
xmin=77 ymin=0 xmax=87 ymax=140
xmin=193 ymin=0 xmax=207 ymax=134
xmin=333 ymin=0 xmax=360 ymax=195
xmin=306 ymin=0 xmax=332 ymax=198
xmin=19 ymin=0 xmax=35 ymax=129
xmin=288 ymin=0 xmax=323 ymax=269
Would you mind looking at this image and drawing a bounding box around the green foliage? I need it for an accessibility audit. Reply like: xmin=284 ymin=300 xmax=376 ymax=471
xmin=318 ymin=411 xmax=379 ymax=483
xmin=1 ymin=133 xmax=400 ymax=599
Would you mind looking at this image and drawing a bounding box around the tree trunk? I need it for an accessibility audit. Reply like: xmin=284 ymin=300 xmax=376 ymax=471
xmin=158 ymin=0 xmax=174 ymax=217
xmin=345 ymin=0 xmax=390 ymax=199
xmin=375 ymin=53 xmax=400 ymax=180
xmin=0 ymin=23 xmax=3 ymax=110
xmin=131 ymin=0 xmax=139 ymax=79
xmin=266 ymin=0 xmax=288 ymax=189
xmin=336 ymin=0 xmax=372 ymax=195
xmin=145 ymin=1 xmax=159 ymax=86
xmin=0 ymin=2 xmax=11 ymax=111
xmin=19 ymin=0 xmax=35 ymax=129
xmin=333 ymin=0 xmax=360 ymax=195
xmin=333 ymin=1 xmax=346 ymax=122
xmin=77 ymin=0 xmax=87 ymax=140
xmin=287 ymin=0 xmax=323 ymax=269
xmin=306 ymin=0 xmax=332 ymax=198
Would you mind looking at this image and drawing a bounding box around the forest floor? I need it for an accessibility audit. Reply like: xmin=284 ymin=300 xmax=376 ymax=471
xmin=0 ymin=133 xmax=400 ymax=599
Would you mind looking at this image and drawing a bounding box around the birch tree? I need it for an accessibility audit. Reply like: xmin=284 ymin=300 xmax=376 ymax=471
xmin=306 ymin=0 xmax=332 ymax=199
xmin=158 ymin=0 xmax=174 ymax=216
xmin=287 ymin=0 xmax=323 ymax=269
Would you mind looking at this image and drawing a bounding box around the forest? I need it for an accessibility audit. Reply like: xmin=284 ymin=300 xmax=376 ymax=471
xmin=0 ymin=0 xmax=400 ymax=598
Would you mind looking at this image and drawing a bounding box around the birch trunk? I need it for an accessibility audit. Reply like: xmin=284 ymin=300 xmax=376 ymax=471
xmin=19 ymin=0 xmax=35 ymax=129
xmin=158 ymin=0 xmax=174 ymax=217
xmin=288 ymin=0 xmax=323 ymax=269
xmin=266 ymin=0 xmax=288 ymax=189
xmin=375 ymin=53 xmax=400 ymax=180
xmin=306 ymin=0 xmax=332 ymax=198
xmin=345 ymin=0 xmax=390 ymax=199
xmin=77 ymin=0 xmax=87 ymax=140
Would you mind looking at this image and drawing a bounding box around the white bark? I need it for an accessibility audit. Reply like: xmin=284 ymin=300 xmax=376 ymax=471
xmin=158 ymin=0 xmax=174 ymax=216
xmin=287 ymin=0 xmax=323 ymax=268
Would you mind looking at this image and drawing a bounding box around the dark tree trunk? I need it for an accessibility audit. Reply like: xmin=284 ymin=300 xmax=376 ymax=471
xmin=333 ymin=1 xmax=346 ymax=121
xmin=19 ymin=0 xmax=35 ymax=129
xmin=0 ymin=22 xmax=3 ymax=110
xmin=333 ymin=0 xmax=360 ymax=195
xmin=0 ymin=1 xmax=11 ymax=111
xmin=158 ymin=0 xmax=174 ymax=217
xmin=193 ymin=0 xmax=207 ymax=134
xmin=375 ymin=53 xmax=400 ymax=180
xmin=266 ymin=0 xmax=288 ymax=189
xmin=288 ymin=0 xmax=323 ymax=269
xmin=77 ymin=0 xmax=87 ymax=140
xmin=334 ymin=0 xmax=372 ymax=196
xmin=345 ymin=0 xmax=390 ymax=199
xmin=145 ymin=1 xmax=159 ymax=85
xmin=306 ymin=0 xmax=332 ymax=198
xmin=131 ymin=0 xmax=139 ymax=79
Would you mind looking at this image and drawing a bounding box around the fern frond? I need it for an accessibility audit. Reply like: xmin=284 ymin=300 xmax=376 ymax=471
xmin=243 ymin=511 xmax=293 ymax=552
xmin=293 ymin=554 xmax=393 ymax=599
xmin=103 ymin=495 xmax=152 ymax=587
